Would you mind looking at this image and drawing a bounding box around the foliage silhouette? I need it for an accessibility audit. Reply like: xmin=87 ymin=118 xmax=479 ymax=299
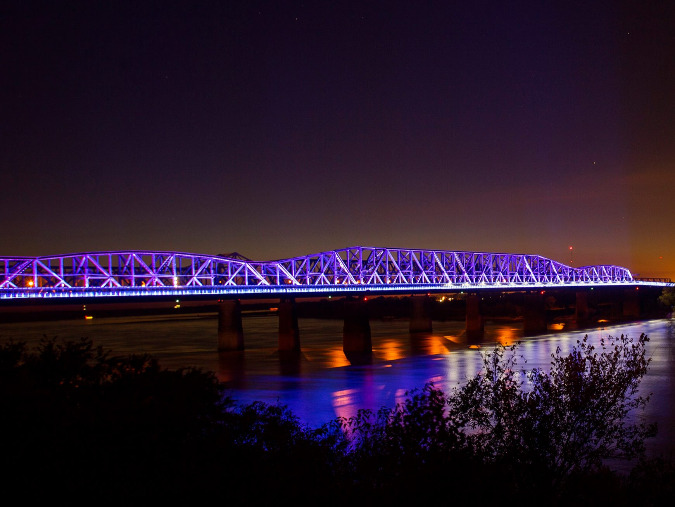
xmin=0 ymin=332 xmax=669 ymax=505
xmin=338 ymin=333 xmax=658 ymax=500
xmin=0 ymin=336 xmax=346 ymax=504
xmin=450 ymin=333 xmax=657 ymax=490
xmin=660 ymin=286 xmax=675 ymax=313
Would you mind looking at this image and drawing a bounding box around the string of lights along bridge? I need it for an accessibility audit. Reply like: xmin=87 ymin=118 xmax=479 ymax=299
xmin=0 ymin=246 xmax=670 ymax=301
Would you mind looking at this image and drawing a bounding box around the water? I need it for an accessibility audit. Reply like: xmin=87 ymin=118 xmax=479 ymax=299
xmin=1 ymin=313 xmax=673 ymax=463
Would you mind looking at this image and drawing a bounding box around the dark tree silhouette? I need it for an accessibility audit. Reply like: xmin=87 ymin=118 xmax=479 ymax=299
xmin=0 ymin=333 xmax=669 ymax=505
xmin=339 ymin=333 xmax=659 ymax=501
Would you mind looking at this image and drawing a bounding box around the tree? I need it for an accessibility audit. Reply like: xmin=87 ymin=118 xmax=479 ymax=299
xmin=659 ymin=287 xmax=675 ymax=315
xmin=341 ymin=333 xmax=658 ymax=498
xmin=0 ymin=333 xmax=662 ymax=503
xmin=337 ymin=383 xmax=479 ymax=502
xmin=0 ymin=336 xmax=347 ymax=504
xmin=449 ymin=333 xmax=657 ymax=489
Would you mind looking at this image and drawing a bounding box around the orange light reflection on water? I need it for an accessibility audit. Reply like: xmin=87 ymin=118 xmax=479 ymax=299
xmin=326 ymin=347 xmax=351 ymax=368
xmin=443 ymin=334 xmax=462 ymax=344
xmin=424 ymin=334 xmax=453 ymax=355
xmin=377 ymin=340 xmax=404 ymax=362
xmin=496 ymin=327 xmax=517 ymax=346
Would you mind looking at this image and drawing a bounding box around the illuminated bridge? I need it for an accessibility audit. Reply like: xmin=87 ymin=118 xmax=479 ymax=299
xmin=1 ymin=247 xmax=670 ymax=354
xmin=0 ymin=246 xmax=665 ymax=300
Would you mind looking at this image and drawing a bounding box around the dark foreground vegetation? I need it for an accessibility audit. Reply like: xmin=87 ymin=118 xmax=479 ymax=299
xmin=1 ymin=333 xmax=673 ymax=506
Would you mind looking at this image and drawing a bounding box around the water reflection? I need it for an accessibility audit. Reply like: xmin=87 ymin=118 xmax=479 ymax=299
xmin=217 ymin=351 xmax=247 ymax=388
xmin=276 ymin=350 xmax=304 ymax=376
xmin=408 ymin=332 xmax=454 ymax=356
xmin=1 ymin=314 xmax=673 ymax=460
xmin=495 ymin=326 xmax=518 ymax=346
xmin=378 ymin=338 xmax=407 ymax=361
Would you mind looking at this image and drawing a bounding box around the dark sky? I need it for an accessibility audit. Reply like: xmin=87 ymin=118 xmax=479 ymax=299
xmin=2 ymin=1 xmax=674 ymax=279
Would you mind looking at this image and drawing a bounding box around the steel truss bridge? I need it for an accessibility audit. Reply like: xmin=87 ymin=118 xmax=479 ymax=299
xmin=0 ymin=246 xmax=670 ymax=301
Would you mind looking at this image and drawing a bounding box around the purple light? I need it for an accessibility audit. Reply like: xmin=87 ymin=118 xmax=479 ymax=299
xmin=0 ymin=247 xmax=668 ymax=300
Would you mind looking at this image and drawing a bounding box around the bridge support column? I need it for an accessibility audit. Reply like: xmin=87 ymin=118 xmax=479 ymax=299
xmin=409 ymin=295 xmax=432 ymax=334
xmin=218 ymin=300 xmax=244 ymax=351
xmin=523 ymin=293 xmax=547 ymax=336
xmin=574 ymin=291 xmax=590 ymax=329
xmin=465 ymin=294 xmax=484 ymax=341
xmin=278 ymin=297 xmax=300 ymax=352
xmin=623 ymin=288 xmax=640 ymax=320
xmin=343 ymin=296 xmax=372 ymax=356
xmin=607 ymin=291 xmax=623 ymax=321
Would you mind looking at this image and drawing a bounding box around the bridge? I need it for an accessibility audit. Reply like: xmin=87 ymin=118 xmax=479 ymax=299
xmin=1 ymin=246 xmax=666 ymax=298
xmin=1 ymin=247 xmax=671 ymax=358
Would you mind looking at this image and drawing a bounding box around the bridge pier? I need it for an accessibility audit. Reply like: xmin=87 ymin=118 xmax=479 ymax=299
xmin=465 ymin=294 xmax=484 ymax=341
xmin=217 ymin=299 xmax=244 ymax=351
xmin=623 ymin=288 xmax=640 ymax=320
xmin=409 ymin=295 xmax=432 ymax=334
xmin=523 ymin=293 xmax=547 ymax=336
xmin=278 ymin=297 xmax=300 ymax=352
xmin=605 ymin=291 xmax=623 ymax=321
xmin=574 ymin=290 xmax=591 ymax=329
xmin=343 ymin=296 xmax=372 ymax=357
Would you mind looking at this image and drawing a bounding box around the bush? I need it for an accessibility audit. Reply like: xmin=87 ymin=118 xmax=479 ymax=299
xmin=0 ymin=333 xmax=665 ymax=503
xmin=659 ymin=287 xmax=675 ymax=313
xmin=456 ymin=334 xmax=655 ymax=478
xmin=0 ymin=336 xmax=346 ymax=504
xmin=341 ymin=333 xmax=658 ymax=499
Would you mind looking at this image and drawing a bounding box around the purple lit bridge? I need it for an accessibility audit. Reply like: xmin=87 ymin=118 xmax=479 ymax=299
xmin=1 ymin=247 xmax=671 ymax=355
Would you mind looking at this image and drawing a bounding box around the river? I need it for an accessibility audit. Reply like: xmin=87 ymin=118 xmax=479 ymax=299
xmin=1 ymin=313 xmax=673 ymax=464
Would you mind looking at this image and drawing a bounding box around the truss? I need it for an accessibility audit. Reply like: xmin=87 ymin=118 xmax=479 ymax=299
xmin=0 ymin=246 xmax=643 ymax=299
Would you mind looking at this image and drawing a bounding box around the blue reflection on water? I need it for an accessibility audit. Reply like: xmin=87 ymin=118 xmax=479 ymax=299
xmin=1 ymin=314 xmax=673 ymax=461
xmin=216 ymin=318 xmax=675 ymax=465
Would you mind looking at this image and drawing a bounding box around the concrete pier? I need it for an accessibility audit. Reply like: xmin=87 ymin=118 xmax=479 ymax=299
xmin=217 ymin=299 xmax=244 ymax=351
xmin=623 ymin=288 xmax=640 ymax=320
xmin=343 ymin=296 xmax=372 ymax=355
xmin=574 ymin=290 xmax=590 ymax=329
xmin=409 ymin=295 xmax=432 ymax=334
xmin=523 ymin=293 xmax=547 ymax=335
xmin=278 ymin=297 xmax=300 ymax=352
xmin=465 ymin=294 xmax=484 ymax=340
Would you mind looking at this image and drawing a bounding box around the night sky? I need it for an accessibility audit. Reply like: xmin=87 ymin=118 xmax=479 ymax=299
xmin=2 ymin=1 xmax=674 ymax=279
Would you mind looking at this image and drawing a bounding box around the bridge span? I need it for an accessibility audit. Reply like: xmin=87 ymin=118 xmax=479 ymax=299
xmin=1 ymin=246 xmax=667 ymax=298
xmin=1 ymin=247 xmax=671 ymax=358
